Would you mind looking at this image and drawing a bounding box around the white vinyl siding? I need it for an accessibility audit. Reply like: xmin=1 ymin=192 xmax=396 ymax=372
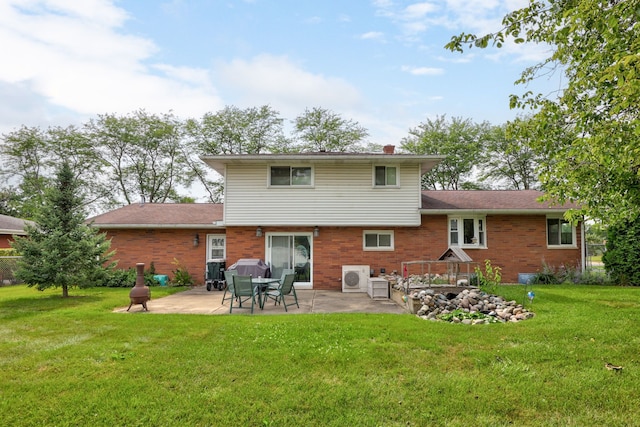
xmin=374 ymin=166 xmax=398 ymax=187
xmin=223 ymin=163 xmax=422 ymax=226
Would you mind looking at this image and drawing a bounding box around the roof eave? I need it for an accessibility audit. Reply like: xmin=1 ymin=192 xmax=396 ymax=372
xmin=90 ymin=224 xmax=225 ymax=230
xmin=0 ymin=229 xmax=26 ymax=235
xmin=420 ymin=208 xmax=573 ymax=215
xmin=201 ymin=154 xmax=444 ymax=175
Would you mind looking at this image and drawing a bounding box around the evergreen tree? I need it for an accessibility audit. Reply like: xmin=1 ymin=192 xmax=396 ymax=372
xmin=602 ymin=219 xmax=640 ymax=286
xmin=11 ymin=162 xmax=114 ymax=297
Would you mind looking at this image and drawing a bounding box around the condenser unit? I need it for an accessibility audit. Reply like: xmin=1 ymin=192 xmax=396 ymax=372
xmin=342 ymin=265 xmax=369 ymax=293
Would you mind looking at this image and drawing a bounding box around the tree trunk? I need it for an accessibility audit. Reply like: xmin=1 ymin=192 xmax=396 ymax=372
xmin=62 ymin=284 xmax=69 ymax=298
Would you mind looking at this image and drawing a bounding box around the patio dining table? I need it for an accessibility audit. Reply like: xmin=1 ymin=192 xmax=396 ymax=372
xmin=252 ymin=277 xmax=281 ymax=309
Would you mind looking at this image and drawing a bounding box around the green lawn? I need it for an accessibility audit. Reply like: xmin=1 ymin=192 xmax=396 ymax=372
xmin=1 ymin=284 xmax=639 ymax=426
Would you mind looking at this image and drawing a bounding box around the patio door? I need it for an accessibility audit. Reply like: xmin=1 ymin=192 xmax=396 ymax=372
xmin=266 ymin=232 xmax=312 ymax=289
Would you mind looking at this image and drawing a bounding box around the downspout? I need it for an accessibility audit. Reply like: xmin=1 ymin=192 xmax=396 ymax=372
xmin=581 ymin=220 xmax=586 ymax=273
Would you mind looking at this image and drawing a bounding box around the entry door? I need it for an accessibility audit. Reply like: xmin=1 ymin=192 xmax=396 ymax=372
xmin=266 ymin=233 xmax=312 ymax=289
xmin=206 ymin=234 xmax=226 ymax=260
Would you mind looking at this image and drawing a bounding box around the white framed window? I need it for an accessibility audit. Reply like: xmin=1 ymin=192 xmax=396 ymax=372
xmin=448 ymin=216 xmax=486 ymax=248
xmin=373 ymin=165 xmax=398 ymax=187
xmin=207 ymin=234 xmax=226 ymax=259
xmin=363 ymin=230 xmax=394 ymax=251
xmin=547 ymin=217 xmax=576 ymax=247
xmin=269 ymin=166 xmax=313 ymax=186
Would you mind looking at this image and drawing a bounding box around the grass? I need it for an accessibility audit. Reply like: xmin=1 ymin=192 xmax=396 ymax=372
xmin=1 ymin=284 xmax=640 ymax=426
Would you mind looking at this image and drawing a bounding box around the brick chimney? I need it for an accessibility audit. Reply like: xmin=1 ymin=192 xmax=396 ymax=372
xmin=383 ymin=144 xmax=395 ymax=154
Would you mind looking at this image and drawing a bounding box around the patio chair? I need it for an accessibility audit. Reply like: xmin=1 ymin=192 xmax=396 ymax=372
xmin=222 ymin=269 xmax=237 ymax=304
xmin=262 ymin=273 xmax=298 ymax=312
xmin=230 ymin=275 xmax=258 ymax=314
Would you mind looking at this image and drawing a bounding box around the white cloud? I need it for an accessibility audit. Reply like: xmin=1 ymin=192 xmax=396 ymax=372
xmin=372 ymin=0 xmax=548 ymax=63
xmin=360 ymin=31 xmax=386 ymax=42
xmin=401 ymin=65 xmax=444 ymax=76
xmin=215 ymin=54 xmax=363 ymax=117
xmin=305 ymin=16 xmax=322 ymax=24
xmin=0 ymin=0 xmax=223 ymax=124
xmin=403 ymin=2 xmax=438 ymax=19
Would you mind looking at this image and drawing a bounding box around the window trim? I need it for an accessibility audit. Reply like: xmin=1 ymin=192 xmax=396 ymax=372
xmin=363 ymin=230 xmax=395 ymax=251
xmin=448 ymin=215 xmax=487 ymax=249
xmin=546 ymin=216 xmax=577 ymax=248
xmin=268 ymin=165 xmax=314 ymax=188
xmin=206 ymin=234 xmax=226 ymax=260
xmin=372 ymin=165 xmax=400 ymax=188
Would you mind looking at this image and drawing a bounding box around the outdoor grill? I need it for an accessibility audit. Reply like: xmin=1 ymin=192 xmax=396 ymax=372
xmin=228 ymin=258 xmax=271 ymax=278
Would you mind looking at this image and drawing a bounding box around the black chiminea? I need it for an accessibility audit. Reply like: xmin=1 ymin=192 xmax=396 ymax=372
xmin=127 ymin=263 xmax=151 ymax=311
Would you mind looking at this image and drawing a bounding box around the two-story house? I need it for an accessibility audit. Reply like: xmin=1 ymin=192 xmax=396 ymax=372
xmin=90 ymin=149 xmax=583 ymax=289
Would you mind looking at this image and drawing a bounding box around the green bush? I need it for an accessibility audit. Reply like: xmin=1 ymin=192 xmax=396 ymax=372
xmin=170 ymin=258 xmax=194 ymax=286
xmin=97 ymin=267 xmax=159 ymax=288
xmin=531 ymin=262 xmax=612 ymax=285
xmin=0 ymin=248 xmax=18 ymax=256
xmin=603 ymin=219 xmax=640 ymax=285
xmin=473 ymin=259 xmax=501 ymax=293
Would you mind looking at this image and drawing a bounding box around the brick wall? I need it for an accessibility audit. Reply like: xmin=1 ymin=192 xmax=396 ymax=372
xmin=0 ymin=234 xmax=13 ymax=249
xmin=104 ymin=229 xmax=211 ymax=284
xmin=103 ymin=214 xmax=582 ymax=290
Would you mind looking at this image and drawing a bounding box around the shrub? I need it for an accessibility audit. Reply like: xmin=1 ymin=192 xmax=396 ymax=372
xmin=0 ymin=248 xmax=18 ymax=256
xmin=575 ymin=270 xmax=613 ymax=286
xmin=603 ymin=219 xmax=640 ymax=285
xmin=170 ymin=258 xmax=194 ymax=286
xmin=97 ymin=267 xmax=159 ymax=288
xmin=473 ymin=259 xmax=501 ymax=293
xmin=531 ymin=262 xmax=612 ymax=285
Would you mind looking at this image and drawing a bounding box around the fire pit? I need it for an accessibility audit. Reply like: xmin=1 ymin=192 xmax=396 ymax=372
xmin=128 ymin=263 xmax=151 ymax=311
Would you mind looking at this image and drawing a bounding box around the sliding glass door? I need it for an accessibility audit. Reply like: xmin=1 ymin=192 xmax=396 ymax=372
xmin=266 ymin=232 xmax=312 ymax=289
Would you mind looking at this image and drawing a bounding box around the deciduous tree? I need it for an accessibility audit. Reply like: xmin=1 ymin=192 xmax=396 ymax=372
xmin=401 ymin=115 xmax=489 ymax=190
xmin=446 ymin=0 xmax=640 ymax=224
xmin=0 ymin=125 xmax=110 ymax=218
xmin=481 ymin=119 xmax=540 ymax=190
xmin=88 ymin=110 xmax=195 ymax=204
xmin=293 ymin=107 xmax=369 ymax=152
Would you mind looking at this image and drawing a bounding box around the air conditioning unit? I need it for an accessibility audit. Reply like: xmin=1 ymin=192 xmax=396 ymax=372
xmin=342 ymin=265 xmax=369 ymax=293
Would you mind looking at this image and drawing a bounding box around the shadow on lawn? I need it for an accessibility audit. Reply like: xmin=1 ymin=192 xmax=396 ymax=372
xmin=0 ymin=293 xmax=102 ymax=321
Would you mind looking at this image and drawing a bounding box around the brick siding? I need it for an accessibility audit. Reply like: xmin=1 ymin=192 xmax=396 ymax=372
xmin=103 ymin=214 xmax=582 ymax=289
xmin=104 ymin=229 xmax=211 ymax=284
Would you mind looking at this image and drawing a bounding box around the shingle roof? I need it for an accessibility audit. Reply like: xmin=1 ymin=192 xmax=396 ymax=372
xmin=421 ymin=190 xmax=579 ymax=212
xmin=88 ymin=190 xmax=578 ymax=229
xmin=0 ymin=214 xmax=34 ymax=234
xmin=88 ymin=203 xmax=224 ymax=229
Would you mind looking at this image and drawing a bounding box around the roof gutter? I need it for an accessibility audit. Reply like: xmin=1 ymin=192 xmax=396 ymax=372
xmin=419 ymin=208 xmax=571 ymax=215
xmin=89 ymin=224 xmax=225 ymax=230
xmin=0 ymin=229 xmax=26 ymax=235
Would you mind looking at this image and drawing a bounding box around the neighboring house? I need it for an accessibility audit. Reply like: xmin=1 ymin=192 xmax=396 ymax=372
xmin=0 ymin=214 xmax=33 ymax=249
xmin=90 ymin=149 xmax=583 ymax=289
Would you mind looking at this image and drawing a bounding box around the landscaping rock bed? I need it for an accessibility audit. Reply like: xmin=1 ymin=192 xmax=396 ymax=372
xmin=409 ymin=288 xmax=535 ymax=324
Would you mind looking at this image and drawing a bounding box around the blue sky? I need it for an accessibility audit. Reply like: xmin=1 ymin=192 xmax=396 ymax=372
xmin=0 ymin=0 xmax=553 ymax=146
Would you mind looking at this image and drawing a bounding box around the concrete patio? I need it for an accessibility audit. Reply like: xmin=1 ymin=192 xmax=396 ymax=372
xmin=115 ymin=285 xmax=408 ymax=315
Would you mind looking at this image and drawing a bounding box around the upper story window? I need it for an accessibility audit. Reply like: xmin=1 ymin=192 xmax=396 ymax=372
xmin=270 ymin=166 xmax=312 ymax=186
xmin=449 ymin=216 xmax=486 ymax=248
xmin=547 ymin=217 xmax=576 ymax=247
xmin=363 ymin=230 xmax=394 ymax=251
xmin=374 ymin=166 xmax=398 ymax=187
